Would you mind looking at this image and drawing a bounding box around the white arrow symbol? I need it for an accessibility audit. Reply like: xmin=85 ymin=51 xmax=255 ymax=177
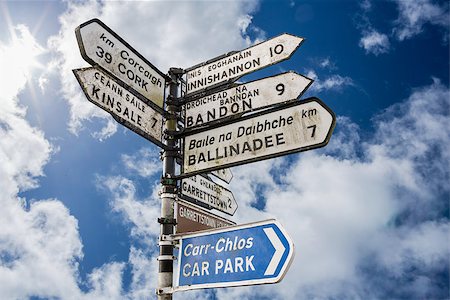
xmin=263 ymin=227 xmax=286 ymax=276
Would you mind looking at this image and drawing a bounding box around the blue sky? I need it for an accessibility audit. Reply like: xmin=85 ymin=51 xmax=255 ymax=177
xmin=0 ymin=0 xmax=448 ymax=299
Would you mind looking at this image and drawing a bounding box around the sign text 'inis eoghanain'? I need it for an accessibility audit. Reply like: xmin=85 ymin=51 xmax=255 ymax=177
xmin=185 ymin=34 xmax=304 ymax=96
xmin=180 ymin=175 xmax=237 ymax=216
xmin=175 ymin=219 xmax=294 ymax=291
xmin=73 ymin=67 xmax=164 ymax=148
xmin=182 ymin=98 xmax=335 ymax=176
xmin=75 ymin=18 xmax=166 ymax=108
xmin=184 ymin=72 xmax=312 ymax=130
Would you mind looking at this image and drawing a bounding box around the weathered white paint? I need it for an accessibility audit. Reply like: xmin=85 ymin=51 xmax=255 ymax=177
xmin=73 ymin=67 xmax=163 ymax=146
xmin=184 ymin=72 xmax=312 ymax=129
xmin=76 ymin=19 xmax=165 ymax=108
xmin=186 ymin=34 xmax=304 ymax=95
xmin=181 ymin=175 xmax=237 ymax=215
xmin=183 ymin=98 xmax=335 ymax=175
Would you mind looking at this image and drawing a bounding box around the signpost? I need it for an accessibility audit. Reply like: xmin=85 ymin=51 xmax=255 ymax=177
xmin=73 ymin=19 xmax=337 ymax=299
xmin=184 ymin=72 xmax=312 ymax=130
xmin=73 ymin=67 xmax=164 ymax=148
xmin=175 ymin=219 xmax=294 ymax=291
xmin=182 ymin=97 xmax=336 ymax=176
xmin=175 ymin=200 xmax=235 ymax=234
xmin=75 ymin=18 xmax=166 ymax=109
xmin=210 ymin=168 xmax=233 ymax=184
xmin=185 ymin=33 xmax=304 ymax=96
xmin=180 ymin=175 xmax=237 ymax=216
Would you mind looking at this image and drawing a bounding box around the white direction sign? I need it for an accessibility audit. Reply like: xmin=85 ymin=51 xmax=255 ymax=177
xmin=185 ymin=33 xmax=304 ymax=96
xmin=175 ymin=219 xmax=294 ymax=291
xmin=180 ymin=175 xmax=237 ymax=216
xmin=73 ymin=67 xmax=164 ymax=148
xmin=184 ymin=72 xmax=312 ymax=129
xmin=182 ymin=98 xmax=335 ymax=176
xmin=76 ymin=19 xmax=166 ymax=109
xmin=210 ymin=168 xmax=233 ymax=184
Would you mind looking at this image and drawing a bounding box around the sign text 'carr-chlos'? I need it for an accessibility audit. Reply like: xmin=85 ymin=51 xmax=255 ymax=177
xmin=175 ymin=219 xmax=294 ymax=291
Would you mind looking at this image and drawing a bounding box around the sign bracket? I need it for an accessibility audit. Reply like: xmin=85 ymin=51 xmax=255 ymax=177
xmin=163 ymin=128 xmax=185 ymax=138
xmin=165 ymin=94 xmax=185 ymax=107
xmin=155 ymin=287 xmax=175 ymax=296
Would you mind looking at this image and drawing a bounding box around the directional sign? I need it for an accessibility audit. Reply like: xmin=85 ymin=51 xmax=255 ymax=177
xmin=182 ymin=97 xmax=335 ymax=176
xmin=210 ymin=168 xmax=233 ymax=184
xmin=73 ymin=67 xmax=164 ymax=148
xmin=184 ymin=72 xmax=312 ymax=130
xmin=185 ymin=33 xmax=304 ymax=96
xmin=176 ymin=200 xmax=235 ymax=234
xmin=180 ymin=175 xmax=237 ymax=216
xmin=175 ymin=219 xmax=294 ymax=291
xmin=75 ymin=18 xmax=166 ymax=108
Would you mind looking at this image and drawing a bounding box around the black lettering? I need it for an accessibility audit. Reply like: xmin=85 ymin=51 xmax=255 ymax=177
xmin=92 ymin=86 xmax=100 ymax=99
xmin=275 ymin=133 xmax=285 ymax=145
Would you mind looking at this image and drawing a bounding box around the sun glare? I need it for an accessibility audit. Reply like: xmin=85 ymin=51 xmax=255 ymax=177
xmin=8 ymin=25 xmax=45 ymax=76
xmin=0 ymin=23 xmax=45 ymax=100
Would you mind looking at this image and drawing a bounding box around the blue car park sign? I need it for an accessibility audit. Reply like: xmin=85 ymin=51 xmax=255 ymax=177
xmin=175 ymin=219 xmax=294 ymax=291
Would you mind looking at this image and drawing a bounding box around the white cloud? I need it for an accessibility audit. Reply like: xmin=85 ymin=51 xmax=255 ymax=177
xmin=91 ymin=117 xmax=118 ymax=141
xmin=3 ymin=2 xmax=448 ymax=299
xmin=393 ymin=0 xmax=449 ymax=41
xmin=319 ymin=57 xmax=334 ymax=69
xmin=38 ymin=75 xmax=49 ymax=93
xmin=74 ymin=77 xmax=449 ymax=299
xmin=357 ymin=0 xmax=449 ymax=51
xmin=97 ymin=175 xmax=161 ymax=246
xmin=223 ymin=78 xmax=450 ymax=299
xmin=121 ymin=147 xmax=162 ymax=178
xmin=359 ymin=30 xmax=390 ymax=55
xmin=0 ymin=24 xmax=84 ymax=300
xmin=306 ymin=69 xmax=354 ymax=92
xmin=360 ymin=0 xmax=372 ymax=12
xmin=48 ymin=0 xmax=262 ymax=140
xmin=0 ymin=19 xmax=164 ymax=300
xmin=86 ymin=262 xmax=125 ymax=300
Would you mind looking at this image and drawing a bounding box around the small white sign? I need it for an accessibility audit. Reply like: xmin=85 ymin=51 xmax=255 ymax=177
xmin=73 ymin=67 xmax=164 ymax=148
xmin=180 ymin=175 xmax=237 ymax=216
xmin=185 ymin=34 xmax=304 ymax=96
xmin=184 ymin=72 xmax=312 ymax=129
xmin=210 ymin=168 xmax=233 ymax=184
xmin=183 ymin=98 xmax=335 ymax=175
xmin=76 ymin=19 xmax=165 ymax=108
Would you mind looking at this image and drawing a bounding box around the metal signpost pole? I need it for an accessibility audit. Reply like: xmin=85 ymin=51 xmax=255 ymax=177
xmin=74 ymin=19 xmax=336 ymax=295
xmin=157 ymin=68 xmax=182 ymax=299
